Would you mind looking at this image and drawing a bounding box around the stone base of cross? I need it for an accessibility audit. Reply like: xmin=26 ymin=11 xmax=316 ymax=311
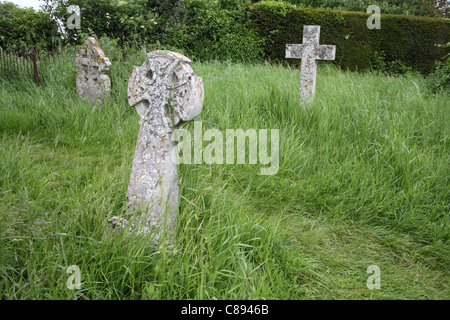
xmin=286 ymin=25 xmax=336 ymax=106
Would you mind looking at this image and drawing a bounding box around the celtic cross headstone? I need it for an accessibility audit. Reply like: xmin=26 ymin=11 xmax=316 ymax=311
xmin=109 ymin=50 xmax=204 ymax=243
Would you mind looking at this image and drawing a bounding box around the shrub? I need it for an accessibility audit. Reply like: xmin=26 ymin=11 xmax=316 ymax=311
xmin=425 ymin=42 xmax=450 ymax=93
xmin=253 ymin=1 xmax=296 ymax=17
xmin=163 ymin=0 xmax=264 ymax=62
xmin=371 ymin=51 xmax=412 ymax=76
xmin=216 ymin=28 xmax=265 ymax=62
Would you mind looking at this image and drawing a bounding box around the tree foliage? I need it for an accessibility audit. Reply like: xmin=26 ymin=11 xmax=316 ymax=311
xmin=0 ymin=1 xmax=59 ymax=51
xmin=42 ymin=0 xmax=169 ymax=46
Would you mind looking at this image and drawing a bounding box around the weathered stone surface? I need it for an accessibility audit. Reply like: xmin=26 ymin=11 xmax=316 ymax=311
xmin=286 ymin=25 xmax=335 ymax=106
xmin=75 ymin=37 xmax=112 ymax=104
xmin=109 ymin=50 xmax=204 ymax=242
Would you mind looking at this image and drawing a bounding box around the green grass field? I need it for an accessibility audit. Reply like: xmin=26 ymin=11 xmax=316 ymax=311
xmin=0 ymin=46 xmax=448 ymax=299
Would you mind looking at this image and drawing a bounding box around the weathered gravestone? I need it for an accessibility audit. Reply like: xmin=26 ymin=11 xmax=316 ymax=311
xmin=286 ymin=25 xmax=336 ymax=106
xmin=108 ymin=50 xmax=204 ymax=242
xmin=75 ymin=37 xmax=112 ymax=104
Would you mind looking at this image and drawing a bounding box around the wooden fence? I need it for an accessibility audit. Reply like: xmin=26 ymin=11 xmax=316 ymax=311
xmin=0 ymin=46 xmax=127 ymax=86
xmin=0 ymin=48 xmax=60 ymax=85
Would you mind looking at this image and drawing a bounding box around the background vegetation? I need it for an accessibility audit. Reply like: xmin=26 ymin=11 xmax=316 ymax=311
xmin=1 ymin=0 xmax=448 ymax=74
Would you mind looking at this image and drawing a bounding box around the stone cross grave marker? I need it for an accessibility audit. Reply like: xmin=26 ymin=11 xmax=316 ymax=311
xmin=286 ymin=25 xmax=336 ymax=106
xmin=108 ymin=50 xmax=204 ymax=243
xmin=75 ymin=37 xmax=112 ymax=104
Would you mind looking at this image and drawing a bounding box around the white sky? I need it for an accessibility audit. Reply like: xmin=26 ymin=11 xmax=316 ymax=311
xmin=5 ymin=0 xmax=44 ymax=11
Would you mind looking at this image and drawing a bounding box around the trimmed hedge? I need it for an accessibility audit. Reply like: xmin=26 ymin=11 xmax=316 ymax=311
xmin=248 ymin=5 xmax=450 ymax=74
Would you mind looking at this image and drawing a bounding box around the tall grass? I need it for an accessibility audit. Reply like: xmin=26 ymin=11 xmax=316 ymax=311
xmin=0 ymin=44 xmax=448 ymax=299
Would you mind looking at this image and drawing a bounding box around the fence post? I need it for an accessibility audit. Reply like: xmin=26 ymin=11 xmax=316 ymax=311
xmin=8 ymin=50 xmax=12 ymax=75
xmin=32 ymin=49 xmax=39 ymax=86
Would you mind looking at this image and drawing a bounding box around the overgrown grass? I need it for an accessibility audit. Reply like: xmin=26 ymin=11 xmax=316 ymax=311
xmin=0 ymin=44 xmax=448 ymax=299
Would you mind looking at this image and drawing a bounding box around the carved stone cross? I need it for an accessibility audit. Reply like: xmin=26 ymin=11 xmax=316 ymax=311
xmin=75 ymin=37 xmax=112 ymax=104
xmin=109 ymin=50 xmax=204 ymax=243
xmin=286 ymin=25 xmax=335 ymax=106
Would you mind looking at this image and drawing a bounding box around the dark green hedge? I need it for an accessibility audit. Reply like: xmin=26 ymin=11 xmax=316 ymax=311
xmin=248 ymin=6 xmax=450 ymax=74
